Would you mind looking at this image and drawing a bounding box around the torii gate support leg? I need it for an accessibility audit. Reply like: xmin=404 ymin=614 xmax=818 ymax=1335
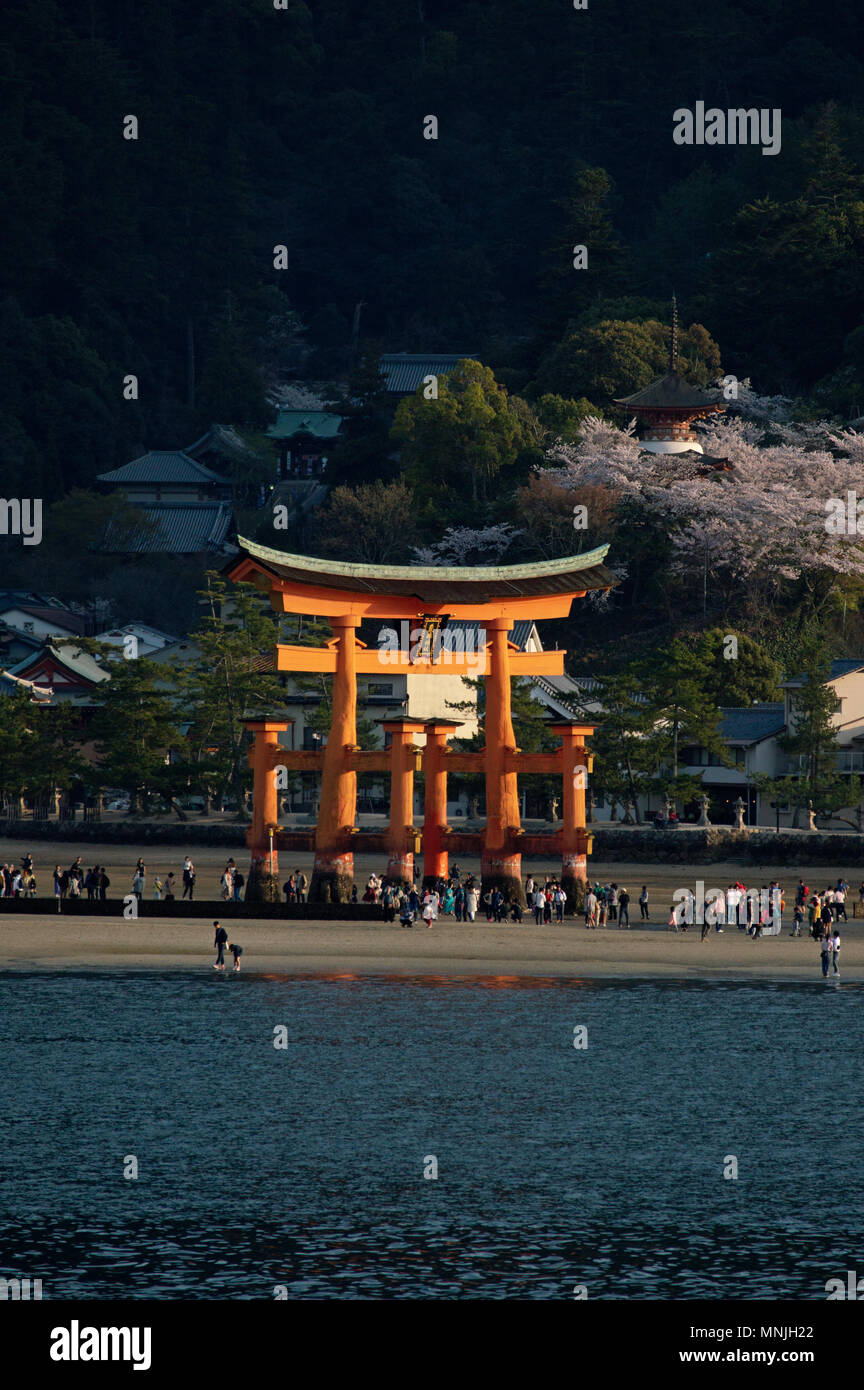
xmin=481 ymin=617 xmax=524 ymax=905
xmin=554 ymin=723 xmax=594 ymax=909
xmin=310 ymin=615 xmax=359 ymax=903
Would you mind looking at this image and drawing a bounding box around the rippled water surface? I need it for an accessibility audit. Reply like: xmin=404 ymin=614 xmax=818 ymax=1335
xmin=0 ymin=971 xmax=861 ymax=1299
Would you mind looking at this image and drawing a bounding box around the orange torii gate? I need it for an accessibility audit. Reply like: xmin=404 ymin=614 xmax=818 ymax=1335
xmin=225 ymin=539 xmax=618 ymax=904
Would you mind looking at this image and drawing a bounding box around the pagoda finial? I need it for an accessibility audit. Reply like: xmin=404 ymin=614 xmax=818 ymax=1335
xmin=670 ymin=293 xmax=679 ymax=372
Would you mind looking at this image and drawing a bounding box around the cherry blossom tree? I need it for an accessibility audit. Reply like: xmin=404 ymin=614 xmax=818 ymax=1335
xmin=547 ymin=416 xmax=864 ymax=608
xmin=413 ymin=524 xmax=524 ymax=566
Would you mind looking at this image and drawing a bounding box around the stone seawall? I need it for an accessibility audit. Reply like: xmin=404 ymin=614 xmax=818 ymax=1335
xmin=592 ymin=827 xmax=864 ymax=865
xmin=0 ymin=896 xmax=384 ymax=921
xmin=0 ymin=820 xmax=248 ymax=847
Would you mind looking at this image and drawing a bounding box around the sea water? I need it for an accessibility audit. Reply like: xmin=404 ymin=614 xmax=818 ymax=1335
xmin=0 ymin=972 xmax=860 ymax=1300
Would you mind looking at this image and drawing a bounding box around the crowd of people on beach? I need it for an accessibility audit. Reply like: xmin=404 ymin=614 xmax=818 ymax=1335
xmin=0 ymin=850 xmax=858 ymax=975
xmin=352 ymin=866 xmax=571 ymax=927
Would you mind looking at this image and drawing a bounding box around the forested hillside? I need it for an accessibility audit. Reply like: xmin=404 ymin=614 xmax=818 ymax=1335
xmin=2 ymin=0 xmax=864 ymax=501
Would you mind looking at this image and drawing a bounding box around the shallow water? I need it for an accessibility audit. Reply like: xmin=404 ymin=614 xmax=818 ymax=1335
xmin=0 ymin=972 xmax=860 ymax=1299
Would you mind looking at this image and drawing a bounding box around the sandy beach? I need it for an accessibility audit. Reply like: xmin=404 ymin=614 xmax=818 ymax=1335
xmin=1 ymin=836 xmax=861 ymax=976
xmin=0 ymin=912 xmax=858 ymax=978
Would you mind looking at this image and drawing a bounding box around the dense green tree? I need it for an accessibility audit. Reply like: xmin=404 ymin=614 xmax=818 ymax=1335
xmin=535 ymin=317 xmax=722 ymax=401
xmin=777 ymin=661 xmax=853 ymax=824
xmin=690 ymin=630 xmax=783 ymax=708
xmin=392 ymin=360 xmax=532 ymax=510
xmin=87 ymin=654 xmax=183 ymax=813
xmin=178 ymin=575 xmax=289 ymax=814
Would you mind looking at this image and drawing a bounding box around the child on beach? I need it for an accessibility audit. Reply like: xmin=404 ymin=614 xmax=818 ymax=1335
xmin=228 ymin=942 xmax=243 ymax=972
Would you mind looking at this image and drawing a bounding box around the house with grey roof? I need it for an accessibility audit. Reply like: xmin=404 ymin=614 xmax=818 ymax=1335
xmin=96 ymin=449 xmax=237 ymax=556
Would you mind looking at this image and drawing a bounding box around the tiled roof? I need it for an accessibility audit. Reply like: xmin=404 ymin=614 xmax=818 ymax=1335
xmin=720 ymin=703 xmax=785 ymax=743
xmin=615 ymin=371 xmax=723 ymax=410
xmin=97 ymin=451 xmax=230 ymax=485
xmin=783 ymin=660 xmax=864 ymax=686
xmin=378 ymin=354 xmax=477 ymax=394
xmin=0 ymin=669 xmax=53 ymax=701
xmin=266 ymin=410 xmax=343 ymax=440
xmin=9 ymin=642 xmax=109 ymax=686
xmin=101 ymin=504 xmax=235 ymax=554
xmin=0 ymin=604 xmax=89 ymax=635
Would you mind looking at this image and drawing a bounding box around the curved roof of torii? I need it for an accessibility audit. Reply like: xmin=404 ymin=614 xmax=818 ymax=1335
xmin=226 ymin=536 xmax=618 ymax=618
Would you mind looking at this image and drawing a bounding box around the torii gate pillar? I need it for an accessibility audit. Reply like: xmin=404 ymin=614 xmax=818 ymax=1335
xmin=380 ymin=718 xmax=426 ymax=885
xmin=309 ymin=614 xmax=360 ymax=903
xmin=481 ymin=616 xmax=523 ymax=903
xmin=421 ymin=721 xmax=460 ymax=888
xmin=552 ymin=721 xmax=594 ymax=904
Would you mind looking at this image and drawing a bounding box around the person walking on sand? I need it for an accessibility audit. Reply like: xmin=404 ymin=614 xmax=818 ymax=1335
xmin=182 ymin=856 xmax=195 ymax=900
xmin=164 ymin=872 xmax=176 ymax=902
xmin=228 ymin=941 xmax=243 ymax=972
xmin=618 ymin=886 xmax=630 ymax=929
xmin=819 ymin=929 xmax=832 ymax=977
xmin=585 ymin=887 xmax=598 ymax=929
xmin=533 ymin=887 xmax=546 ymax=926
xmin=831 ymin=927 xmax=841 ymax=976
xmin=213 ymin=920 xmax=228 ymax=972
xmin=639 ymin=885 xmax=649 ymax=921
xmin=667 ymin=903 xmax=679 ymax=933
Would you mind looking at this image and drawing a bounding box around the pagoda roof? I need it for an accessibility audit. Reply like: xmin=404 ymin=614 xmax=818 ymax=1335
xmin=615 ymin=371 xmax=723 ymax=411
xmin=228 ymin=537 xmax=618 ymax=605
